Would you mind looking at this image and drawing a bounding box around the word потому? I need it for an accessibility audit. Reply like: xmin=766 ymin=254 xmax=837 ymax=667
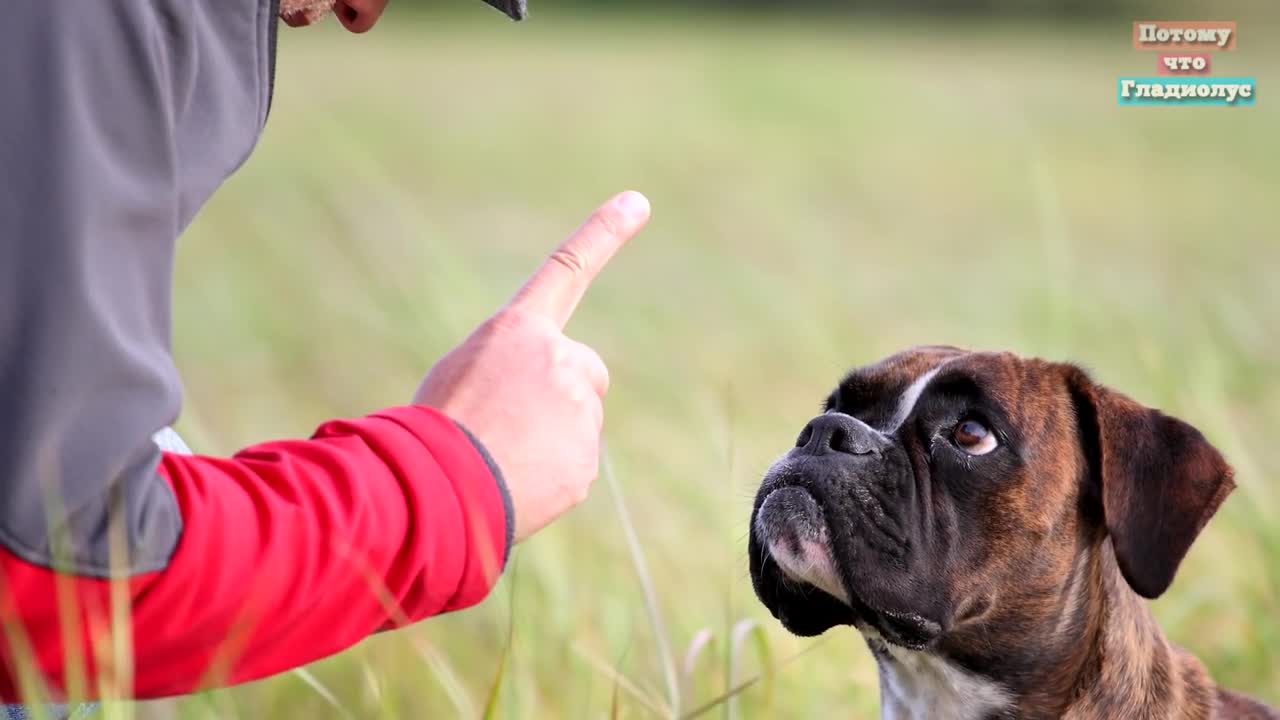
xmin=1135 ymin=23 xmax=1233 ymax=49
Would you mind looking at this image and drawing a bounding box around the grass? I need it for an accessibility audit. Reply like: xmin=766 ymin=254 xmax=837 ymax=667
xmin=97 ymin=7 xmax=1280 ymax=718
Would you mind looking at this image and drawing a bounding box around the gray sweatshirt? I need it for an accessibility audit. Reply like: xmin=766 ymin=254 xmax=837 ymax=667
xmin=0 ymin=2 xmax=523 ymax=703
xmin=0 ymin=0 xmax=284 ymax=577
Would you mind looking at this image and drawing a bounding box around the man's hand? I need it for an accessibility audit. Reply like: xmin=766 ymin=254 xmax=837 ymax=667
xmin=280 ymin=0 xmax=388 ymax=33
xmin=413 ymin=191 xmax=651 ymax=543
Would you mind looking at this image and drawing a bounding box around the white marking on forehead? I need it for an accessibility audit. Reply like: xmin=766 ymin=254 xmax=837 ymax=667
xmin=884 ymin=367 xmax=943 ymax=433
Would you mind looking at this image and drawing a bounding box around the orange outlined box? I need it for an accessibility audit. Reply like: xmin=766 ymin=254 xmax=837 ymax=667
xmin=1157 ymin=53 xmax=1212 ymax=75
xmin=1133 ymin=21 xmax=1236 ymax=51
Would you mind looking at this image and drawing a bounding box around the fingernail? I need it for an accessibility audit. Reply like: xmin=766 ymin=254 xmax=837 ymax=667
xmin=616 ymin=191 xmax=650 ymax=220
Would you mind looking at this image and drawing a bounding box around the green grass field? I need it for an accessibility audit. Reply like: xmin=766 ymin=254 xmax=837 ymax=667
xmin=153 ymin=9 xmax=1280 ymax=718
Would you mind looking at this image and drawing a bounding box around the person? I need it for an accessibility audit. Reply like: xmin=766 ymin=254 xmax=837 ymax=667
xmin=0 ymin=0 xmax=651 ymax=712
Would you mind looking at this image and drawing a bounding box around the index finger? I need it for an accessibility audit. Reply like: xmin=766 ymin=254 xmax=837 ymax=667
xmin=506 ymin=191 xmax=651 ymax=329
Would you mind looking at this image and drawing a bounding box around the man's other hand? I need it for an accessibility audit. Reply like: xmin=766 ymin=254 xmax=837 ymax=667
xmin=281 ymin=0 xmax=388 ymax=33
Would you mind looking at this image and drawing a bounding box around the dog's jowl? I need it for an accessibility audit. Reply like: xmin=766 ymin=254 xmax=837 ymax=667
xmin=748 ymin=346 xmax=1277 ymax=720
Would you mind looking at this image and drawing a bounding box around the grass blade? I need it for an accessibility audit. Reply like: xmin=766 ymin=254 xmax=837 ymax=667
xmin=681 ymin=637 xmax=828 ymax=720
xmin=292 ymin=668 xmax=354 ymax=720
xmin=599 ymin=445 xmax=680 ymax=712
xmin=411 ymin=636 xmax=476 ymax=719
xmin=680 ymin=627 xmax=716 ymax=702
xmin=481 ymin=562 xmax=520 ymax=720
xmin=601 ymin=445 xmax=681 ymax=717
xmin=572 ymin=643 xmax=671 ymax=718
xmin=726 ymin=620 xmax=773 ymax=720
xmin=610 ymin=673 xmax=623 ymax=720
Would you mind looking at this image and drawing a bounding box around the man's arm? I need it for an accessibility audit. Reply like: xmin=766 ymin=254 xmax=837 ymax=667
xmin=0 ymin=0 xmax=510 ymax=701
xmin=1 ymin=408 xmax=510 ymax=700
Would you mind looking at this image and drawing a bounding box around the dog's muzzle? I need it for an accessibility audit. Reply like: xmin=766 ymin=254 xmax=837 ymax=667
xmin=755 ymin=413 xmax=895 ymax=605
xmin=755 ymin=485 xmax=849 ymax=604
xmin=751 ymin=413 xmax=944 ymax=647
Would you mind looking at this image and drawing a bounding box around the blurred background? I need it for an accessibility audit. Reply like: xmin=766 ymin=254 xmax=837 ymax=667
xmin=164 ymin=0 xmax=1278 ymax=716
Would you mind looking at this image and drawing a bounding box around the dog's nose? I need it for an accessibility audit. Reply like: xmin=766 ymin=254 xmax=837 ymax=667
xmin=795 ymin=414 xmax=884 ymax=457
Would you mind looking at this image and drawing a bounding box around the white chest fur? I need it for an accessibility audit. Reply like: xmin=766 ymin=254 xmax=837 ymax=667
xmin=868 ymin=631 xmax=1013 ymax=720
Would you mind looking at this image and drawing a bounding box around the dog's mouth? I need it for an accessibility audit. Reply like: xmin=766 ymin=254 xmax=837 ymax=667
xmin=751 ymin=483 xmax=943 ymax=650
xmin=755 ymin=486 xmax=850 ymax=603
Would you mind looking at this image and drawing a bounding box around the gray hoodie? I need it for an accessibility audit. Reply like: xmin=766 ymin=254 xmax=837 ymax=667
xmin=0 ymin=0 xmax=525 ymax=586
xmin=0 ymin=0 xmax=284 ymax=577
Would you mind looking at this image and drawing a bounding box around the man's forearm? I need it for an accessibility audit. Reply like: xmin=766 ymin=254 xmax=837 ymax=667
xmin=0 ymin=405 xmax=511 ymax=701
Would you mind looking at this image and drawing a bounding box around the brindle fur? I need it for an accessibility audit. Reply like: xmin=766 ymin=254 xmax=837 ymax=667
xmin=749 ymin=346 xmax=1277 ymax=719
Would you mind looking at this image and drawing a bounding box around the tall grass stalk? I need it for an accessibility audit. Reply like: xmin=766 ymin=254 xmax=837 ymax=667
xmin=601 ymin=446 xmax=682 ymax=717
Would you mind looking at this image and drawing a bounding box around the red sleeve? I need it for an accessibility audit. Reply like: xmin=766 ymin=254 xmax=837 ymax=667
xmin=0 ymin=405 xmax=512 ymax=701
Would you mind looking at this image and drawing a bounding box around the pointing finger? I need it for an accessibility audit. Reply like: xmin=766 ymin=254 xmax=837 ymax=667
xmin=507 ymin=191 xmax=650 ymax=329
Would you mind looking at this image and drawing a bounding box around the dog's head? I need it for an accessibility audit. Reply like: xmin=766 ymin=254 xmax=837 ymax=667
xmin=748 ymin=346 xmax=1234 ymax=650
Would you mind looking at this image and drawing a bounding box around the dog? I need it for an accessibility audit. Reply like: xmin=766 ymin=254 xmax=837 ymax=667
xmin=748 ymin=346 xmax=1277 ymax=719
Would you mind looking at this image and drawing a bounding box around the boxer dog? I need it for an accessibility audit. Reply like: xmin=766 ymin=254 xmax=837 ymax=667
xmin=749 ymin=346 xmax=1276 ymax=719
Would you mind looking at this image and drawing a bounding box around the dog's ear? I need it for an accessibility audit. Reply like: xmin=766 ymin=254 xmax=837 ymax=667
xmin=1065 ymin=367 xmax=1235 ymax=599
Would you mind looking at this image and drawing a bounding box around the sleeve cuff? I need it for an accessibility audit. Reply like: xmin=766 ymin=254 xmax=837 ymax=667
xmin=450 ymin=421 xmax=515 ymax=569
xmin=367 ymin=405 xmax=513 ymax=610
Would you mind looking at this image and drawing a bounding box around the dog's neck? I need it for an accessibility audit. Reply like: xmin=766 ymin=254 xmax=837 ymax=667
xmin=1056 ymin=539 xmax=1217 ymax=720
xmin=864 ymin=538 xmax=1218 ymax=720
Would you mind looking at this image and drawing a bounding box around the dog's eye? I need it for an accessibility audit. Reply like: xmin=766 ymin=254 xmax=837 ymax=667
xmin=952 ymin=419 xmax=998 ymax=455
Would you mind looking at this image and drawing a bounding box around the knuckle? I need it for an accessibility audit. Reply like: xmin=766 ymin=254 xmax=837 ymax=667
xmin=569 ymin=340 xmax=606 ymax=370
xmin=590 ymin=206 xmax=624 ymax=240
xmin=570 ymin=470 xmax=596 ymax=504
xmin=555 ymin=344 xmax=586 ymax=376
xmin=487 ymin=309 xmax=527 ymax=334
xmin=566 ymin=378 xmax=593 ymax=405
xmin=586 ymin=349 xmax=609 ymax=390
xmin=492 ymin=307 xmax=559 ymax=339
xmin=579 ymin=343 xmax=605 ymax=366
xmin=548 ymin=246 xmax=591 ymax=277
xmin=566 ymin=350 xmax=609 ymax=396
